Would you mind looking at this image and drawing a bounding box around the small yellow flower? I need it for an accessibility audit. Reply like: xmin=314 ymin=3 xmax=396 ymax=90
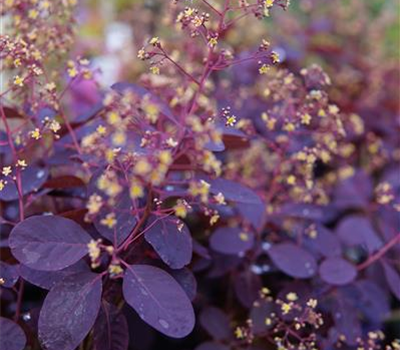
xmin=150 ymin=66 xmax=160 ymax=75
xmin=213 ymin=192 xmax=226 ymax=205
xmin=96 ymin=125 xmax=107 ymax=135
xmin=108 ymin=263 xmax=123 ymax=275
xmin=130 ymin=182 xmax=144 ymax=199
xmin=45 ymin=82 xmax=56 ymax=91
xmin=30 ymin=128 xmax=41 ymax=140
xmin=259 ymin=64 xmax=270 ymax=75
xmin=13 ymin=58 xmax=21 ymax=67
xmin=28 ymin=9 xmax=39 ymax=19
xmin=271 ymin=51 xmax=280 ymax=64
xmin=225 ymin=115 xmax=237 ymax=127
xmin=166 ymin=137 xmax=178 ymax=148
xmin=174 ymin=199 xmax=189 ymax=218
xmin=13 ymin=75 xmax=24 ymax=87
xmin=210 ymin=213 xmax=219 ymax=225
xmin=67 ymin=66 xmax=78 ymax=78
xmin=2 ymin=166 xmax=12 ymax=176
xmin=16 ymin=159 xmax=27 ymax=168
xmin=0 ymin=180 xmax=6 ymax=191
xmin=281 ymin=302 xmax=291 ymax=315
xmin=149 ymin=37 xmax=160 ymax=46
xmin=208 ymin=37 xmax=218 ymax=47
xmin=286 ymin=292 xmax=298 ymax=301
xmin=286 ymin=175 xmax=296 ymax=185
xmin=107 ymin=112 xmax=120 ymax=125
xmin=48 ymin=120 xmax=61 ymax=133
xmin=100 ymin=213 xmax=117 ymax=229
xmin=301 ymin=113 xmax=312 ymax=125
xmin=239 ymin=232 xmax=249 ymax=241
xmin=137 ymin=48 xmax=146 ymax=60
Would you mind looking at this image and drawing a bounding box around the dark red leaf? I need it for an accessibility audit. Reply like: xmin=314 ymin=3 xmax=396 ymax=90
xmin=9 ymin=215 xmax=91 ymax=271
xmin=43 ymin=175 xmax=85 ymax=189
xmin=0 ymin=317 xmax=26 ymax=350
xmin=38 ymin=272 xmax=102 ymax=350
xmin=268 ymin=243 xmax=317 ymax=278
xmin=144 ymin=217 xmax=192 ymax=269
xmin=319 ymin=257 xmax=357 ymax=286
xmin=122 ymin=264 xmax=195 ymax=338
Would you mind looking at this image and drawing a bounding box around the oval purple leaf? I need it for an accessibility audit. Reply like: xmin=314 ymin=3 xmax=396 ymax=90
xmin=210 ymin=227 xmax=254 ymax=255
xmin=336 ymin=215 xmax=382 ymax=253
xmin=19 ymin=260 xmax=90 ymax=290
xmin=38 ymin=272 xmax=102 ymax=350
xmin=250 ymin=299 xmax=276 ymax=334
xmin=122 ymin=264 xmax=195 ymax=338
xmin=168 ymin=268 xmax=197 ymax=301
xmin=9 ymin=215 xmax=92 ymax=271
xmin=0 ymin=317 xmax=26 ymax=350
xmin=144 ymin=217 xmax=192 ymax=269
xmin=234 ymin=271 xmax=262 ymax=308
xmin=268 ymin=243 xmax=317 ymax=278
xmin=199 ymin=307 xmax=231 ymax=340
xmin=319 ymin=257 xmax=357 ymax=286
xmin=93 ymin=302 xmax=129 ymax=350
xmin=0 ymin=261 xmax=19 ymax=288
xmin=0 ymin=165 xmax=48 ymax=202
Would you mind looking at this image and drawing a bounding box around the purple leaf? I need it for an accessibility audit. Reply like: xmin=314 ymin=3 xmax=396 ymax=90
xmin=210 ymin=227 xmax=254 ymax=255
xmin=0 ymin=317 xmax=26 ymax=350
xmin=268 ymin=243 xmax=317 ymax=278
xmin=250 ymin=300 xmax=276 ymax=334
xmin=234 ymin=271 xmax=262 ymax=308
xmin=168 ymin=268 xmax=197 ymax=301
xmin=144 ymin=217 xmax=192 ymax=269
xmin=332 ymin=299 xmax=361 ymax=346
xmin=93 ymin=302 xmax=129 ymax=350
xmin=195 ymin=343 xmax=231 ymax=350
xmin=199 ymin=307 xmax=231 ymax=340
xmin=9 ymin=215 xmax=91 ymax=271
xmin=0 ymin=261 xmax=19 ymax=288
xmin=319 ymin=257 xmax=357 ymax=286
xmin=38 ymin=272 xmax=102 ymax=350
xmin=336 ymin=215 xmax=382 ymax=253
xmin=382 ymin=261 xmax=400 ymax=300
xmin=0 ymin=165 xmax=49 ymax=202
xmin=19 ymin=260 xmax=90 ymax=290
xmin=208 ymin=178 xmax=260 ymax=204
xmin=304 ymin=225 xmax=341 ymax=258
xmin=122 ymin=264 xmax=195 ymax=338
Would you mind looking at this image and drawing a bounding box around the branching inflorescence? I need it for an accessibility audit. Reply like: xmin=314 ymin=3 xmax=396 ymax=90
xmin=0 ymin=1 xmax=399 ymax=350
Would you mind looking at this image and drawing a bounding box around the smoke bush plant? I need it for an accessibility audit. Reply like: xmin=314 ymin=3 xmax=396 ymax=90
xmin=0 ymin=1 xmax=399 ymax=350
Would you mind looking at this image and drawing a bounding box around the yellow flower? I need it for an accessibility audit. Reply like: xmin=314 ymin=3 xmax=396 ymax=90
xmin=208 ymin=37 xmax=218 ymax=47
xmin=86 ymin=194 xmax=103 ymax=214
xmin=213 ymin=192 xmax=226 ymax=205
xmin=259 ymin=64 xmax=270 ymax=75
xmin=16 ymin=159 xmax=27 ymax=168
xmin=107 ymin=112 xmax=121 ymax=125
xmin=137 ymin=48 xmax=146 ymax=60
xmin=130 ymin=181 xmax=144 ymax=199
xmin=96 ymin=125 xmax=106 ymax=135
xmin=68 ymin=66 xmax=78 ymax=78
xmin=134 ymin=159 xmax=152 ymax=176
xmin=174 ymin=199 xmax=189 ymax=218
xmin=281 ymin=302 xmax=291 ymax=315
xmin=2 ymin=166 xmax=12 ymax=176
xmin=30 ymin=128 xmax=41 ymax=140
xmin=108 ymin=263 xmax=123 ymax=275
xmin=286 ymin=292 xmax=298 ymax=301
xmin=28 ymin=9 xmax=39 ymax=19
xmin=301 ymin=113 xmax=312 ymax=125
xmin=150 ymin=66 xmax=160 ymax=75
xmin=271 ymin=51 xmax=280 ymax=63
xmin=48 ymin=120 xmax=61 ymax=133
xmin=0 ymin=180 xmax=6 ymax=191
xmin=100 ymin=213 xmax=117 ymax=229
xmin=286 ymin=175 xmax=296 ymax=185
xmin=149 ymin=37 xmax=160 ymax=46
xmin=225 ymin=115 xmax=237 ymax=127
xmin=13 ymin=75 xmax=24 ymax=87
